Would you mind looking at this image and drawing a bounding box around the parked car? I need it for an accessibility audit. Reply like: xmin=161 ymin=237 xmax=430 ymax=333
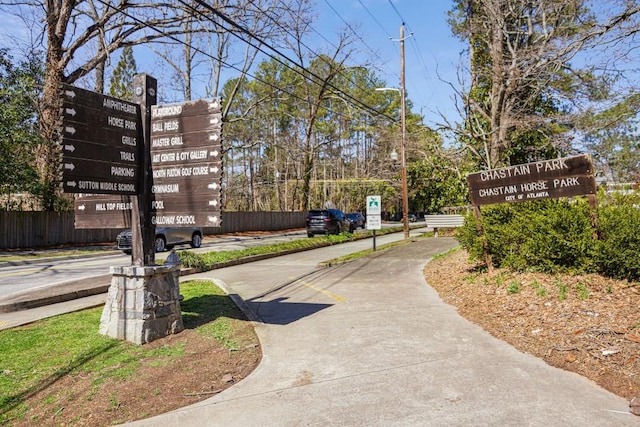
xmin=306 ymin=209 xmax=354 ymax=237
xmin=346 ymin=212 xmax=366 ymax=229
xmin=116 ymin=227 xmax=203 ymax=253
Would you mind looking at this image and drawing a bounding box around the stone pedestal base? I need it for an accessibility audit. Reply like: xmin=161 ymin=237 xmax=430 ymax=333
xmin=99 ymin=262 xmax=184 ymax=345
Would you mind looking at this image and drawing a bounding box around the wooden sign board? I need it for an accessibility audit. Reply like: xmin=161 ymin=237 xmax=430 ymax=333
xmin=61 ymin=84 xmax=141 ymax=195
xmin=74 ymin=194 xmax=133 ymax=229
xmin=467 ymin=154 xmax=596 ymax=206
xmin=73 ymin=97 xmax=224 ymax=229
xmin=150 ymin=99 xmax=223 ymax=228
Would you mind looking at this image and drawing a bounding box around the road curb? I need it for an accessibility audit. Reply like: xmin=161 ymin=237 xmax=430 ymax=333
xmin=0 ymin=275 xmax=112 ymax=314
xmin=0 ymin=227 xmax=428 ymax=315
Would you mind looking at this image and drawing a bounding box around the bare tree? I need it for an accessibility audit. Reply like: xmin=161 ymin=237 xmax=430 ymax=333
xmin=0 ymin=0 xmax=220 ymax=209
xmin=149 ymin=0 xmax=296 ymax=104
xmin=447 ymin=0 xmax=640 ymax=170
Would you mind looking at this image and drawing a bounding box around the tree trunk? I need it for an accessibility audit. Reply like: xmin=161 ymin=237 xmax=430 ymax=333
xmin=37 ymin=0 xmax=73 ymax=210
xmin=95 ymin=57 xmax=105 ymax=93
xmin=489 ymin=4 xmax=504 ymax=170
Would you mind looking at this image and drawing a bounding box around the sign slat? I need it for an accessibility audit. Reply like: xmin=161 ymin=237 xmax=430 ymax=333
xmin=62 ymin=84 xmax=140 ymax=119
xmin=61 ymin=138 xmax=139 ymax=166
xmin=150 ymin=114 xmax=222 ymax=138
xmin=151 ymin=212 xmax=221 ymax=228
xmin=61 ymin=83 xmax=141 ymax=196
xmin=150 ymin=147 xmax=221 ymax=165
xmin=466 ymin=155 xmax=596 ymax=206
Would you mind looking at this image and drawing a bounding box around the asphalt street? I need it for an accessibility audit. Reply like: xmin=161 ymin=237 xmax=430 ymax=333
xmin=0 ymin=230 xmax=311 ymax=296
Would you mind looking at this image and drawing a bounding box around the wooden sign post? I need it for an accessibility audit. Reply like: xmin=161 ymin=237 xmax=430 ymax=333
xmin=131 ymin=74 xmax=157 ymax=266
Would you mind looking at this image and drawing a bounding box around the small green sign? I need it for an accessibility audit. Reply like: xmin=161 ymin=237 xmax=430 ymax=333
xmin=366 ymin=195 xmax=381 ymax=215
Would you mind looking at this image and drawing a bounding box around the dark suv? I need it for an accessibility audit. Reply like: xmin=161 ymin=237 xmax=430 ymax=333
xmin=306 ymin=209 xmax=353 ymax=237
xmin=116 ymin=227 xmax=203 ymax=253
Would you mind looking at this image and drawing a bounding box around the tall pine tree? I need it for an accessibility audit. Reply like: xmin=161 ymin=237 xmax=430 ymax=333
xmin=109 ymin=47 xmax=137 ymax=101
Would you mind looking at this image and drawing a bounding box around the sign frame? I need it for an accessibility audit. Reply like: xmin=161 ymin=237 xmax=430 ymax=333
xmin=466 ymin=154 xmax=596 ymax=206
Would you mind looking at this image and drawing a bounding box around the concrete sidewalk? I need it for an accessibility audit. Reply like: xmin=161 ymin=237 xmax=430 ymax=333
xmin=126 ymin=237 xmax=637 ymax=426
xmin=0 ymin=228 xmax=425 ymax=329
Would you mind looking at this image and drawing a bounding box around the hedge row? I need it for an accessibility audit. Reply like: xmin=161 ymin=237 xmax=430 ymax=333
xmin=455 ymin=192 xmax=640 ymax=281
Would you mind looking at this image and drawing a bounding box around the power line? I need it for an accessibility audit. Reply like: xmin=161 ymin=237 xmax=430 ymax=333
xmin=379 ymin=1 xmax=441 ymax=121
xmin=356 ymin=0 xmax=394 ymax=39
xmin=245 ymin=0 xmax=386 ymax=103
xmin=322 ymin=0 xmax=378 ymax=57
xmin=322 ymin=0 xmax=400 ymax=87
xmin=184 ymin=0 xmax=395 ymax=121
xmin=93 ymin=0 xmax=394 ymax=123
xmin=386 ymin=0 xmax=407 ymax=25
xmin=91 ymin=0 xmax=312 ymax=109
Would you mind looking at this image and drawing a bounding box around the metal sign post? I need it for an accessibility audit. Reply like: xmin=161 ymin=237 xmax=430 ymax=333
xmin=366 ymin=195 xmax=382 ymax=251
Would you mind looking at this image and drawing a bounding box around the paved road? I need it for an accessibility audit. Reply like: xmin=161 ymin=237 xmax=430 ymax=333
xmin=0 ymin=230 xmax=311 ymax=296
xmin=127 ymin=236 xmax=637 ymax=426
xmin=0 ymin=228 xmax=418 ymax=329
xmin=0 ymin=224 xmax=403 ymax=297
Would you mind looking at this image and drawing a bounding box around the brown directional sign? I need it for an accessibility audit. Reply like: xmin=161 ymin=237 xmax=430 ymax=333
xmin=151 ymin=113 xmax=222 ymax=137
xmin=151 ymin=129 xmax=222 ymax=150
xmin=150 ymin=146 xmax=221 ymax=165
xmin=74 ymin=194 xmax=133 ymax=228
xmin=61 ymin=139 xmax=138 ymax=165
xmin=62 ymin=85 xmax=140 ymax=117
xmin=467 ymin=154 xmax=596 ymax=206
xmin=152 ymin=99 xmax=221 ymax=119
xmin=73 ymin=196 xmax=222 ymax=229
xmin=150 ymin=98 xmax=223 ymax=228
xmin=151 ymin=211 xmax=221 ymax=227
xmin=61 ymin=118 xmax=139 ymax=147
xmin=61 ymin=157 xmax=138 ymax=194
xmin=72 ymin=94 xmax=224 ymax=229
xmin=60 ymin=83 xmax=141 ymax=195
xmin=150 ymin=174 xmax=222 ymax=195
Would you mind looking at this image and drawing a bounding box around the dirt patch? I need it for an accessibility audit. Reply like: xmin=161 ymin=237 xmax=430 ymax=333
xmin=12 ymin=325 xmax=261 ymax=426
xmin=424 ymin=248 xmax=640 ymax=402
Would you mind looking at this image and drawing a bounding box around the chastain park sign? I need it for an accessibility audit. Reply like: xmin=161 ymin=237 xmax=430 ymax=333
xmin=467 ymin=154 xmax=596 ymax=206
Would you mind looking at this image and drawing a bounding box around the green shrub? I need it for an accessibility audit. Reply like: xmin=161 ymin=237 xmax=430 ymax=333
xmin=595 ymin=193 xmax=640 ymax=281
xmin=506 ymin=199 xmax=595 ymax=273
xmin=457 ymin=199 xmax=597 ymax=274
xmin=454 ymin=213 xmax=484 ymax=261
xmin=556 ymin=279 xmax=568 ymax=301
xmin=455 ymin=192 xmax=640 ymax=280
xmin=507 ymin=280 xmax=521 ymax=294
xmin=576 ymin=282 xmax=590 ymax=300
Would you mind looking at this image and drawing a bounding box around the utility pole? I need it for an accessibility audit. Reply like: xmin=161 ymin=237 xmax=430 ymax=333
xmin=376 ymin=25 xmax=410 ymax=239
xmin=399 ymin=24 xmax=409 ymax=239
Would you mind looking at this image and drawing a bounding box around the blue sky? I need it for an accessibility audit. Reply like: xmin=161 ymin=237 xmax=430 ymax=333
xmin=313 ymin=0 xmax=464 ymax=126
xmin=0 ymin=0 xmax=464 ymax=126
xmin=129 ymin=0 xmax=465 ymax=126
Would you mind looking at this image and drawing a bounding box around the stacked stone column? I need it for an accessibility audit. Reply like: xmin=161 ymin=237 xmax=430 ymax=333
xmin=99 ymin=255 xmax=184 ymax=345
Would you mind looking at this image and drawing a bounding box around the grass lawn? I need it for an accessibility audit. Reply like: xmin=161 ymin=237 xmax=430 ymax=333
xmin=0 ymin=279 xmax=249 ymax=425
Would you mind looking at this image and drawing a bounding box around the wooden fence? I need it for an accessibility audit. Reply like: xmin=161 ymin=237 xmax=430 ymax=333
xmin=0 ymin=211 xmax=306 ymax=249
